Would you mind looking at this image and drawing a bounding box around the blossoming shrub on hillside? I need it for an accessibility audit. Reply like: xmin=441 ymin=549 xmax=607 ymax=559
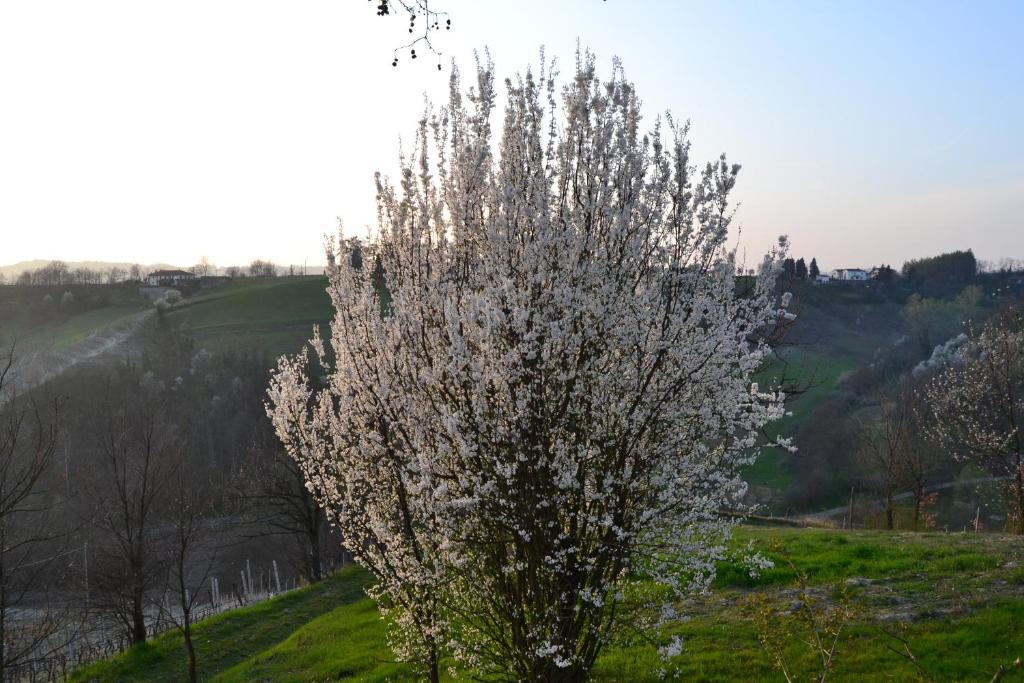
xmin=268 ymin=51 xmax=789 ymax=682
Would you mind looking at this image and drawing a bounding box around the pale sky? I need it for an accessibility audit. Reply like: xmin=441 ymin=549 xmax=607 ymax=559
xmin=1 ymin=1 xmax=1022 ymax=271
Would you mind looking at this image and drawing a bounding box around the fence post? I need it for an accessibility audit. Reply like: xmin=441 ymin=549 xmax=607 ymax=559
xmin=847 ymin=486 xmax=856 ymax=529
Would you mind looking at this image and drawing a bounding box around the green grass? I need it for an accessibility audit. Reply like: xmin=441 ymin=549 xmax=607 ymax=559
xmin=715 ymin=528 xmax=1007 ymax=588
xmin=74 ymin=527 xmax=1024 ymax=682
xmin=46 ymin=302 xmax=149 ymax=349
xmin=594 ymin=601 xmax=1024 ymax=681
xmin=216 ymin=599 xmax=406 ymax=682
xmin=71 ymin=566 xmax=375 ymax=683
xmin=166 ymin=277 xmax=333 ymax=358
xmin=744 ymin=349 xmax=858 ymax=493
xmin=1 ymin=301 xmax=149 ymax=351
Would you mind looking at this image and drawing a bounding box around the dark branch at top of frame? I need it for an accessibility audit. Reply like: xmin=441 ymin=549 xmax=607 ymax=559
xmin=372 ymin=0 xmax=452 ymax=71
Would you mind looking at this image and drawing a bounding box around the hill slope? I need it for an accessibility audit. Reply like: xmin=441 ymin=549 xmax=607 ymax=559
xmin=165 ymin=277 xmax=333 ymax=359
xmin=0 ymin=286 xmax=152 ymax=390
xmin=72 ymin=527 xmax=1024 ymax=682
xmin=160 ymin=277 xmax=927 ymax=509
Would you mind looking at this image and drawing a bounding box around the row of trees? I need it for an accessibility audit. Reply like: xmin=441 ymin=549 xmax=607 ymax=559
xmin=245 ymin=260 xmax=277 ymax=278
xmin=901 ymin=249 xmax=978 ymax=298
xmin=781 ymin=256 xmax=820 ymax=280
xmin=3 ymin=258 xmax=319 ymax=288
xmin=9 ymin=261 xmax=145 ymax=287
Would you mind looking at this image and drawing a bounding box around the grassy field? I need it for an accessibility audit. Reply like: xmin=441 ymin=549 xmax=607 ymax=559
xmin=166 ymin=277 xmax=333 ymax=359
xmin=1 ymin=300 xmax=150 ymax=351
xmin=744 ymin=348 xmax=858 ymax=492
xmin=73 ymin=527 xmax=1024 ymax=682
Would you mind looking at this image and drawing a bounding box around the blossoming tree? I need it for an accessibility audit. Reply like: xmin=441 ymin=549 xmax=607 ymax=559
xmin=924 ymin=306 xmax=1024 ymax=533
xmin=268 ymin=52 xmax=788 ymax=681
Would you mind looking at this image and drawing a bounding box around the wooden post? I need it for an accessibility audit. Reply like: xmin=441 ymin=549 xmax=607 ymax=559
xmin=84 ymin=542 xmax=89 ymax=609
xmin=847 ymin=486 xmax=856 ymax=529
xmin=273 ymin=560 xmax=282 ymax=593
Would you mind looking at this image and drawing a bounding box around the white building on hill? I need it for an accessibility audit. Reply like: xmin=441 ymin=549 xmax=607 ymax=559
xmin=830 ymin=268 xmax=868 ymax=281
xmin=147 ymin=269 xmax=197 ymax=286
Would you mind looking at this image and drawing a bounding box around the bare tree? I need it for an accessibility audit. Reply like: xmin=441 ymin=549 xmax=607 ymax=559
xmin=87 ymin=371 xmax=177 ymax=644
xmin=106 ymin=266 xmax=127 ymax=284
xmin=157 ymin=465 xmax=218 ymax=683
xmin=373 ymin=0 xmax=452 ymax=69
xmin=248 ymin=260 xmax=276 ymax=278
xmin=192 ymin=257 xmax=213 ymax=277
xmin=855 ymin=386 xmax=913 ymax=530
xmin=236 ymin=434 xmax=332 ymax=584
xmin=899 ymin=387 xmax=942 ymax=529
xmin=0 ymin=343 xmax=66 ymax=678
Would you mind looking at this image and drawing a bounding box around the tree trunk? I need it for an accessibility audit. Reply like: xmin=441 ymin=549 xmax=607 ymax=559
xmin=427 ymin=648 xmax=440 ymax=683
xmin=886 ymin=491 xmax=894 ymax=530
xmin=308 ymin=529 xmax=323 ymax=583
xmin=1 ymin=549 xmax=7 ymax=677
xmin=534 ymin=661 xmax=587 ymax=683
xmin=131 ymin=593 xmax=147 ymax=644
xmin=304 ymin=501 xmax=325 ymax=582
xmin=184 ymin=617 xmax=197 ymax=682
xmin=1015 ymin=462 xmax=1024 ymax=535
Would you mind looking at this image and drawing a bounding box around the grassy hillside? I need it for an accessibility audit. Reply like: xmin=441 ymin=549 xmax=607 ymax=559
xmin=13 ymin=301 xmax=149 ymax=351
xmin=0 ymin=288 xmax=149 ymax=351
xmin=73 ymin=527 xmax=1024 ymax=682
xmin=166 ymin=277 xmax=333 ymax=359
xmin=0 ymin=278 xmax=331 ymax=361
xmin=743 ymin=283 xmax=909 ymax=497
xmin=160 ymin=277 xmax=923 ymax=508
